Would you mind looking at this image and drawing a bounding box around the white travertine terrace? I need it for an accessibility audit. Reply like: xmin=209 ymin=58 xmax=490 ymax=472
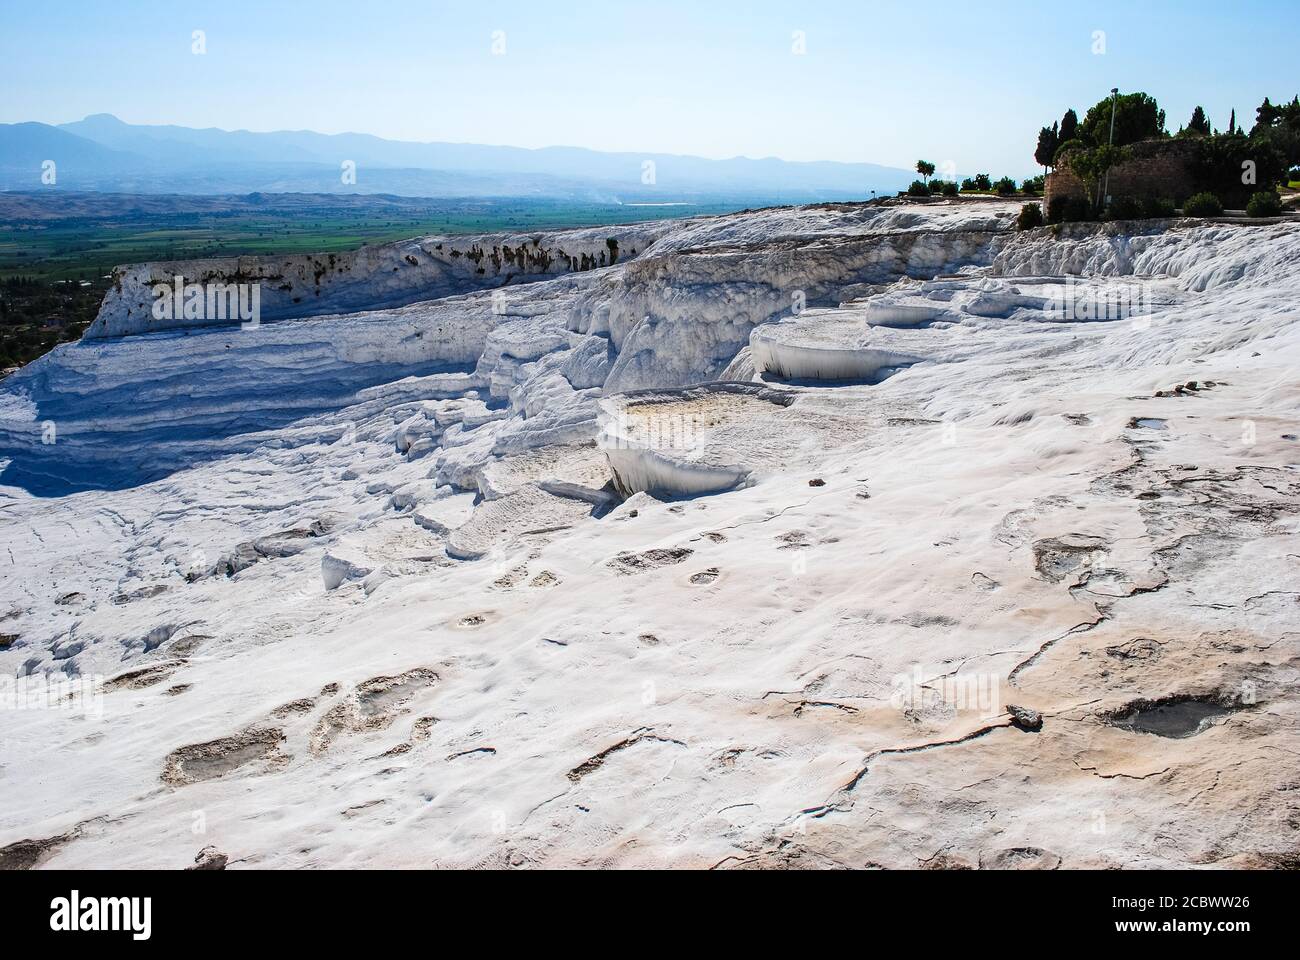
xmin=2 ymin=200 xmax=1299 ymax=869
xmin=598 ymin=383 xmax=796 ymax=497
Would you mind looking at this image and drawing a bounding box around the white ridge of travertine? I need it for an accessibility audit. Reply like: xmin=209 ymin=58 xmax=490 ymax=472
xmin=2 ymin=200 xmax=1299 ymax=870
xmin=86 ymin=223 xmax=679 ymax=340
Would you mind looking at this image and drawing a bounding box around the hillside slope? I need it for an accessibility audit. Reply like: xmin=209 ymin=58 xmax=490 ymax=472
xmin=1 ymin=115 xmax=915 ymax=200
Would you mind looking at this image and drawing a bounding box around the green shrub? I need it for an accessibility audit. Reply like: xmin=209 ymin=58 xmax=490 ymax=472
xmin=1105 ymin=195 xmax=1175 ymax=220
xmin=1246 ymin=190 xmax=1283 ymax=217
xmin=1046 ymin=195 xmax=1097 ymax=223
xmin=941 ymin=181 xmax=959 ymax=197
xmin=907 ymin=180 xmax=931 ymax=197
xmin=1105 ymin=196 xmax=1143 ymax=220
xmin=993 ymin=176 xmax=1018 ymax=196
xmin=1021 ymin=176 xmax=1044 ymax=196
xmin=1063 ymin=196 xmax=1094 ymax=222
xmin=1183 ymin=192 xmax=1224 ymax=217
xmin=1017 ymin=203 xmax=1045 ymax=230
xmin=1141 ymin=197 xmax=1177 ymax=218
xmin=1189 ymin=135 xmax=1286 ymax=208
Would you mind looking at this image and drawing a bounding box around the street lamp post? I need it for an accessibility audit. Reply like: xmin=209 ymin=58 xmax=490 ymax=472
xmin=1101 ymin=87 xmax=1119 ymax=209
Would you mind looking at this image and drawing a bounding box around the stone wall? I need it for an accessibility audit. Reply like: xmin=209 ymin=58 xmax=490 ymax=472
xmin=1044 ymin=139 xmax=1201 ymax=209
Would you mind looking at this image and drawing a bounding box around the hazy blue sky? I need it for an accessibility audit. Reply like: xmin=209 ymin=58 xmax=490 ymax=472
xmin=2 ymin=0 xmax=1295 ymax=176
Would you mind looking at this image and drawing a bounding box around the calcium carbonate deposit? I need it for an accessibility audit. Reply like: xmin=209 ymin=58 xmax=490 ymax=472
xmin=1 ymin=199 xmax=1297 ymax=869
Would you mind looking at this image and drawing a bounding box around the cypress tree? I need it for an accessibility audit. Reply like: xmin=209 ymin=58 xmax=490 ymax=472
xmin=1035 ymin=123 xmax=1060 ymax=172
xmin=1060 ymin=109 xmax=1079 ymax=144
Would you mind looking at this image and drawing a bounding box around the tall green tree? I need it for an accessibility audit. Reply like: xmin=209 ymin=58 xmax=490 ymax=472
xmin=1249 ymin=95 xmax=1300 ymax=168
xmin=915 ymin=160 xmax=936 ymax=184
xmin=1256 ymin=97 xmax=1278 ymax=129
xmin=1034 ymin=122 xmax=1060 ymax=172
xmin=1065 ymin=144 xmax=1132 ymax=210
xmin=1059 ymin=108 xmax=1079 ymax=145
xmin=1079 ymin=92 xmax=1166 ymax=147
xmin=1186 ymin=106 xmax=1211 ymax=136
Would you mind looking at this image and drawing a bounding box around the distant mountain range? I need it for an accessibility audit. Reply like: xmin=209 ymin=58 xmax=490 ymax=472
xmin=0 ymin=114 xmax=912 ymax=202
